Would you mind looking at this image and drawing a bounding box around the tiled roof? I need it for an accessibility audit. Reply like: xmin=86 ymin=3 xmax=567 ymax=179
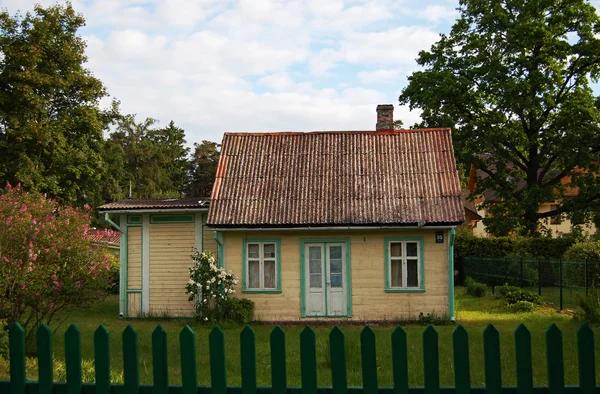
xmin=99 ymin=198 xmax=209 ymax=211
xmin=84 ymin=230 xmax=120 ymax=245
xmin=208 ymin=129 xmax=464 ymax=227
xmin=462 ymin=190 xmax=482 ymax=219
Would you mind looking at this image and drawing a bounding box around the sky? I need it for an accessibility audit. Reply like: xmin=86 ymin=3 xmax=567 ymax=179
xmin=0 ymin=0 xmax=596 ymax=146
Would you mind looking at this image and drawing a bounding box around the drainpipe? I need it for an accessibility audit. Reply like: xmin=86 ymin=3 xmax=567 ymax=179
xmin=213 ymin=231 xmax=224 ymax=268
xmin=104 ymin=212 xmax=124 ymax=233
xmin=448 ymin=228 xmax=456 ymax=321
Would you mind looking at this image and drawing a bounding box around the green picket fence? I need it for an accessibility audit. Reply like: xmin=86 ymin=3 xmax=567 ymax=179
xmin=1 ymin=322 xmax=598 ymax=394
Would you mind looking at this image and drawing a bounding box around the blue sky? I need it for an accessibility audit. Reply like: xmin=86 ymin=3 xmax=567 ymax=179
xmin=1 ymin=0 xmax=598 ymax=145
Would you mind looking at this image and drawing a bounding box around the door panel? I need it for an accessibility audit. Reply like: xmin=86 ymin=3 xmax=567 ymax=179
xmin=326 ymin=244 xmax=346 ymax=316
xmin=306 ymin=244 xmax=325 ymax=316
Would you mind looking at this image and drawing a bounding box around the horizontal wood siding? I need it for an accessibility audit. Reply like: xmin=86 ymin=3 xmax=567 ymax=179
xmin=127 ymin=293 xmax=141 ymax=317
xmin=149 ymin=223 xmax=195 ymax=316
xmin=203 ymin=227 xmax=218 ymax=256
xmin=127 ymin=227 xmax=142 ymax=289
xmin=223 ymin=230 xmax=449 ymax=321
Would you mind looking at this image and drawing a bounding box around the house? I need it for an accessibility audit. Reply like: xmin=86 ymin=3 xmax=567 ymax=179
xmin=83 ymin=229 xmax=121 ymax=256
xmin=461 ymin=190 xmax=482 ymax=232
xmin=206 ymin=104 xmax=464 ymax=321
xmin=98 ymin=198 xmax=216 ymax=317
xmin=468 ymin=166 xmax=597 ymax=237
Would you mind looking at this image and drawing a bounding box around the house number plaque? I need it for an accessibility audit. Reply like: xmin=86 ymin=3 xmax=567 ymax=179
xmin=435 ymin=232 xmax=444 ymax=243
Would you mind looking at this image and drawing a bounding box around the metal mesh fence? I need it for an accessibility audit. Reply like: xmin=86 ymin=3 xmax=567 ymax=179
xmin=462 ymin=256 xmax=600 ymax=310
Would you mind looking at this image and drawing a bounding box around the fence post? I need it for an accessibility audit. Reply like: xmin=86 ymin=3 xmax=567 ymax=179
xmin=559 ymin=259 xmax=563 ymax=311
xmin=520 ymin=258 xmax=524 ymax=289
xmin=538 ymin=259 xmax=542 ymax=296
xmin=585 ymin=260 xmax=588 ymax=297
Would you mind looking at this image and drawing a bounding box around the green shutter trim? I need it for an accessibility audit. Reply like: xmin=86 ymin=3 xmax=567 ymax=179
xmin=213 ymin=232 xmax=224 ymax=268
xmin=299 ymin=238 xmax=352 ymax=318
xmin=449 ymin=228 xmax=456 ymax=321
xmin=124 ymin=224 xmax=142 ymax=318
xmin=119 ymin=222 xmax=128 ymax=317
xmin=127 ymin=216 xmax=141 ymax=224
xmin=242 ymin=239 xmax=282 ymax=293
xmin=384 ymin=236 xmax=426 ymax=293
xmin=150 ymin=215 xmax=194 ymax=224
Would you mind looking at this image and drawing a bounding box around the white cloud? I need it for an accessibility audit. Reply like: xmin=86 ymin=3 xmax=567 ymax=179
xmin=358 ymin=68 xmax=404 ymax=85
xmin=417 ymin=4 xmax=458 ymax=23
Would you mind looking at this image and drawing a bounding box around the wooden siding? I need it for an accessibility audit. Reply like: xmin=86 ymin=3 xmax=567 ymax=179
xmin=222 ymin=230 xmax=449 ymax=321
xmin=149 ymin=223 xmax=195 ymax=316
xmin=127 ymin=227 xmax=142 ymax=289
xmin=127 ymin=292 xmax=141 ymax=317
xmin=203 ymin=226 xmax=218 ymax=255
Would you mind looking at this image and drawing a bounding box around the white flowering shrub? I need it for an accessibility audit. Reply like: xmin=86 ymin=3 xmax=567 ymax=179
xmin=185 ymin=250 xmax=238 ymax=322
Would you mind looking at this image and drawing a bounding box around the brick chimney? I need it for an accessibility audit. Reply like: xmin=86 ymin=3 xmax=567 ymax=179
xmin=376 ymin=104 xmax=394 ymax=130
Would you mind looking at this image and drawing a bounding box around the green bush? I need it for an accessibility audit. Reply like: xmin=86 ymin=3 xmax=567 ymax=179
xmin=497 ymin=284 xmax=520 ymax=298
xmin=506 ymin=300 xmax=536 ymax=313
xmin=563 ymin=241 xmax=600 ymax=288
xmin=108 ymin=254 xmax=120 ymax=295
xmin=54 ymin=359 xmax=124 ymax=383
xmin=465 ymin=277 xmax=487 ymax=297
xmin=417 ymin=312 xmax=452 ymax=326
xmin=222 ymin=298 xmax=255 ymax=324
xmin=503 ymin=289 xmax=544 ymax=305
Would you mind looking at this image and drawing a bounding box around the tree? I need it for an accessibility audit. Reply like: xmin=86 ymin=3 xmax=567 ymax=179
xmin=0 ymin=184 xmax=113 ymax=336
xmin=399 ymin=0 xmax=600 ymax=236
xmin=0 ymin=4 xmax=117 ymax=207
xmin=105 ymin=116 xmax=189 ymax=199
xmin=186 ymin=140 xmax=220 ymax=197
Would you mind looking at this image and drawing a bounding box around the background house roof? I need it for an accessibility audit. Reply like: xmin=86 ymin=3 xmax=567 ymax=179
xmin=99 ymin=198 xmax=209 ymax=211
xmin=208 ymin=129 xmax=464 ymax=227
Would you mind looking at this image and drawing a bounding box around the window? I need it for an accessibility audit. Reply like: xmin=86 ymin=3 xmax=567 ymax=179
xmin=385 ymin=237 xmax=424 ymax=292
xmin=243 ymin=240 xmax=281 ymax=292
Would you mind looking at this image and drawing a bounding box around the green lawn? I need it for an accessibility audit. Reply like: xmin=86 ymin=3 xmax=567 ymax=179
xmin=1 ymin=287 xmax=598 ymax=388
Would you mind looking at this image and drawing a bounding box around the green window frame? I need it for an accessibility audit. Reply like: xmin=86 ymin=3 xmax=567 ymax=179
xmin=242 ymin=239 xmax=281 ymax=293
xmin=384 ymin=236 xmax=425 ymax=293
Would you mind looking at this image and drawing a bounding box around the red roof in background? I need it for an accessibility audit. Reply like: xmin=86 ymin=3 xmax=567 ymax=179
xmin=208 ymin=129 xmax=464 ymax=227
xmin=98 ymin=198 xmax=209 ymax=211
xmin=84 ymin=230 xmax=120 ymax=245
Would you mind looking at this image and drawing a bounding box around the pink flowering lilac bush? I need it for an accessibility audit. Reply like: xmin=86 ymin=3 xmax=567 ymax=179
xmin=186 ymin=250 xmax=248 ymax=322
xmin=0 ymin=184 xmax=112 ymax=336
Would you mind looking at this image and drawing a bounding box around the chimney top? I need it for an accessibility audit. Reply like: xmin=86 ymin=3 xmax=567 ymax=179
xmin=376 ymin=104 xmax=394 ymax=131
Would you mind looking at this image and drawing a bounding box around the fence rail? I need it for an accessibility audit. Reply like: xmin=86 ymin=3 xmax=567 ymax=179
xmin=462 ymin=256 xmax=600 ymax=309
xmin=0 ymin=322 xmax=598 ymax=394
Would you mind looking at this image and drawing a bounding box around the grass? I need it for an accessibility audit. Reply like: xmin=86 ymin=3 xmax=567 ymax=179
xmin=1 ymin=287 xmax=599 ymax=388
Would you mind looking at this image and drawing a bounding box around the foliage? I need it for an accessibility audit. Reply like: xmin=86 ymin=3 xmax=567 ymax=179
xmin=107 ymin=254 xmax=120 ymax=295
xmin=185 ymin=250 xmax=238 ymax=322
xmin=222 ymin=298 xmax=255 ymax=324
xmin=54 ymin=358 xmax=124 ymax=383
xmin=505 ymin=300 xmax=536 ymax=313
xmin=497 ymin=284 xmax=520 ymax=298
xmin=563 ymin=240 xmax=600 ymax=261
xmin=186 ymin=140 xmax=221 ymax=197
xmin=399 ymin=0 xmax=600 ymax=236
xmin=455 ymin=231 xmax=575 ymax=259
xmin=0 ymin=321 xmax=6 ymax=357
xmin=562 ymin=241 xmax=600 ymax=288
xmin=502 ymin=289 xmax=544 ymax=306
xmin=104 ymin=116 xmax=189 ymax=200
xmin=574 ymin=288 xmax=600 ymax=323
xmin=0 ymin=4 xmax=119 ymax=207
xmin=465 ymin=277 xmax=487 ymax=297
xmin=416 ymin=311 xmax=452 ymax=326
xmin=0 ymin=185 xmax=112 ymax=336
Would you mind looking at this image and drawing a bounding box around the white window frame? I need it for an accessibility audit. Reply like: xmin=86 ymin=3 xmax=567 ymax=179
xmin=387 ymin=240 xmax=421 ymax=289
xmin=245 ymin=242 xmax=278 ymax=291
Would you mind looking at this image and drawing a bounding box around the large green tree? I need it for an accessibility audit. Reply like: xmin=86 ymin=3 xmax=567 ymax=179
xmin=399 ymin=0 xmax=600 ymax=236
xmin=105 ymin=116 xmax=189 ymax=199
xmin=0 ymin=4 xmax=117 ymax=207
xmin=186 ymin=140 xmax=220 ymax=197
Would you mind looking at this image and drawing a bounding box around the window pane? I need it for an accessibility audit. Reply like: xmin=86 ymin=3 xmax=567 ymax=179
xmin=330 ymin=259 xmax=342 ymax=274
xmin=248 ymin=260 xmax=260 ymax=288
xmin=248 ymin=244 xmax=260 ymax=259
xmin=330 ymin=246 xmax=342 ymax=260
xmin=390 ymin=243 xmax=402 ymax=257
xmin=330 ymin=273 xmax=343 ymax=288
xmin=407 ymin=259 xmax=418 ymax=287
xmin=391 ymin=259 xmax=402 ymax=287
xmin=309 ymin=259 xmax=321 ymax=274
xmin=264 ymin=243 xmax=276 ymax=259
xmin=310 ymin=274 xmax=322 ymax=288
xmin=309 ymin=246 xmax=321 ymax=260
xmin=264 ymin=260 xmax=276 ymax=288
xmin=406 ymin=242 xmax=418 ymax=257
